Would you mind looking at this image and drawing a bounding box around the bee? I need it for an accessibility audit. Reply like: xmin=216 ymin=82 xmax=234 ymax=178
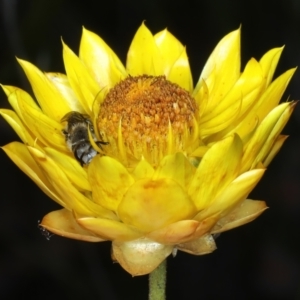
xmin=61 ymin=111 xmax=108 ymax=165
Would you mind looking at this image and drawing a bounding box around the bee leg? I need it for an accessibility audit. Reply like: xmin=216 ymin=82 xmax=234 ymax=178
xmin=96 ymin=140 xmax=109 ymax=150
xmin=73 ymin=143 xmax=85 ymax=166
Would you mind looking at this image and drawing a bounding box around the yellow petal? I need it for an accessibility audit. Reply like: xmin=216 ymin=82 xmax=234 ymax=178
xmin=263 ymin=135 xmax=288 ymax=167
xmin=112 ymin=238 xmax=173 ymax=276
xmin=0 ymin=109 xmax=35 ymax=146
xmin=45 ymin=72 xmax=85 ymax=113
xmin=44 ymin=147 xmax=91 ymax=191
xmin=77 ymin=217 xmax=142 ymax=242
xmin=202 ymin=58 xmax=264 ymax=139
xmin=2 ymin=142 xmax=64 ymax=206
xmin=2 ymin=85 xmax=38 ymax=125
xmin=118 ymin=178 xmax=197 ymax=232
xmin=79 ymin=27 xmax=127 ymax=88
xmin=189 ymin=145 xmax=209 ymax=159
xmin=259 ymin=47 xmax=284 ymax=89
xmin=28 ymin=146 xmax=116 ymax=219
xmin=194 ymin=168 xmax=265 ymax=222
xmin=14 ymin=88 xmax=66 ymax=150
xmin=191 ymin=214 xmax=220 ymax=239
xmin=256 ymin=68 xmax=296 ymax=121
xmin=199 ymin=95 xmax=241 ymax=137
xmin=211 ymin=199 xmax=268 ymax=233
xmin=147 ymin=220 xmax=200 ymax=244
xmin=242 ymin=102 xmax=295 ymax=171
xmin=224 ymin=70 xmax=294 ymax=141
xmin=194 ymin=28 xmax=241 ymax=111
xmin=177 ymin=234 xmax=217 ymax=255
xmin=62 ymin=41 xmax=100 ymax=114
xmin=131 ymin=157 xmax=155 ymax=181
xmin=153 ymin=152 xmax=195 ymax=189
xmin=153 ymin=29 xmax=185 ymax=74
xmin=17 ymin=59 xmax=74 ymax=121
xmin=189 ymin=134 xmax=243 ymax=210
xmin=168 ymin=48 xmax=193 ymax=92
xmin=194 ymin=79 xmax=209 ymax=118
xmin=207 ymin=107 xmax=259 ymax=145
xmin=251 ymin=103 xmax=296 ymax=168
xmin=126 ymin=23 xmax=163 ymax=76
xmin=88 ymin=155 xmax=134 ymax=211
xmin=154 ymin=29 xmax=193 ymax=91
xmin=41 ymin=209 xmax=105 ymax=242
xmin=202 ymin=58 xmax=262 ymax=122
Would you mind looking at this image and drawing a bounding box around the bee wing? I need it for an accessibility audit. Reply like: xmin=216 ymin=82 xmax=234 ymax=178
xmin=61 ymin=111 xmax=74 ymax=122
xmin=61 ymin=111 xmax=90 ymax=123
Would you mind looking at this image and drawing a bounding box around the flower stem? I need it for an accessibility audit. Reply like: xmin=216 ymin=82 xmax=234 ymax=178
xmin=148 ymin=259 xmax=167 ymax=300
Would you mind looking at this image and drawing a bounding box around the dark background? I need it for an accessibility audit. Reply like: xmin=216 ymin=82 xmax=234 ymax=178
xmin=1 ymin=0 xmax=300 ymax=299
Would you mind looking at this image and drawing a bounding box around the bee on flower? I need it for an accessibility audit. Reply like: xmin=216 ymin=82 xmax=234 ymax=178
xmin=61 ymin=111 xmax=108 ymax=165
xmin=0 ymin=23 xmax=296 ymax=276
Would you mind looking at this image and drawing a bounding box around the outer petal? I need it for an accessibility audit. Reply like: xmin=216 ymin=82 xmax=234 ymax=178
xmin=242 ymin=102 xmax=295 ymax=171
xmin=45 ymin=73 xmax=85 ymax=113
xmin=194 ymin=169 xmax=265 ymax=222
xmin=211 ymin=199 xmax=268 ymax=233
xmin=63 ymin=41 xmax=100 ymax=114
xmin=44 ymin=147 xmax=91 ymax=191
xmin=79 ymin=27 xmax=127 ymax=88
xmin=147 ymin=220 xmax=200 ymax=244
xmin=0 ymin=109 xmax=35 ymax=146
xmin=263 ymin=135 xmax=288 ymax=167
xmin=77 ymin=217 xmax=142 ymax=242
xmin=112 ymin=238 xmax=173 ymax=276
xmin=202 ymin=58 xmax=264 ymax=139
xmin=168 ymin=48 xmax=193 ymax=92
xmin=126 ymin=23 xmax=163 ymax=76
xmin=88 ymin=155 xmax=134 ymax=211
xmin=154 ymin=29 xmax=193 ymax=92
xmin=118 ymin=178 xmax=197 ymax=232
xmin=194 ymin=28 xmax=241 ymax=112
xmin=2 ymin=85 xmax=39 ymax=126
xmin=3 ymin=86 xmax=66 ymax=150
xmin=189 ymin=134 xmax=243 ymax=210
xmin=177 ymin=234 xmax=217 ymax=255
xmin=2 ymin=142 xmax=64 ymax=206
xmin=17 ymin=59 xmax=74 ymax=122
xmin=189 ymin=213 xmax=221 ymax=240
xmin=251 ymin=102 xmax=296 ymax=168
xmin=201 ymin=59 xmax=263 ymax=137
xmin=259 ymin=47 xmax=284 ymax=89
xmin=13 ymin=89 xmax=66 ymax=151
xmin=153 ymin=29 xmax=185 ymax=74
xmin=257 ymin=68 xmax=296 ymax=120
xmin=28 ymin=146 xmax=117 ymax=219
xmin=41 ymin=209 xmax=105 ymax=242
xmin=230 ymin=68 xmax=295 ymax=141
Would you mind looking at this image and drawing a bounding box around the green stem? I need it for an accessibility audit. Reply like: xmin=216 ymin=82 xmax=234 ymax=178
xmin=148 ymin=259 xmax=167 ymax=300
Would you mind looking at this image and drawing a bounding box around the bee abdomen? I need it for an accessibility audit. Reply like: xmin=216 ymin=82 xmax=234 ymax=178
xmin=73 ymin=142 xmax=98 ymax=166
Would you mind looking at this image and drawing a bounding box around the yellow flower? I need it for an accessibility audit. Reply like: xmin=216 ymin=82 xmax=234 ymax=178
xmin=0 ymin=23 xmax=296 ymax=276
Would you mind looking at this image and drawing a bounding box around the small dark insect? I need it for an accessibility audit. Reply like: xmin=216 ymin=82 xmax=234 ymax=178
xmin=61 ymin=111 xmax=108 ymax=165
xmin=38 ymin=220 xmax=54 ymax=241
xmin=213 ymin=233 xmax=221 ymax=240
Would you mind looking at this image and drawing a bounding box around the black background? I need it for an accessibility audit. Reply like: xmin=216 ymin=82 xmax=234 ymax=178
xmin=1 ymin=0 xmax=300 ymax=299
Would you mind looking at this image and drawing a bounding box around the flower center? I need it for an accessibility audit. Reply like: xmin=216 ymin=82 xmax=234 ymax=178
xmin=97 ymin=75 xmax=198 ymax=166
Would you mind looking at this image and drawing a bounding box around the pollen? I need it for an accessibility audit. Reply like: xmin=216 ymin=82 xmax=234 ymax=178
xmin=97 ymin=75 xmax=198 ymax=166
